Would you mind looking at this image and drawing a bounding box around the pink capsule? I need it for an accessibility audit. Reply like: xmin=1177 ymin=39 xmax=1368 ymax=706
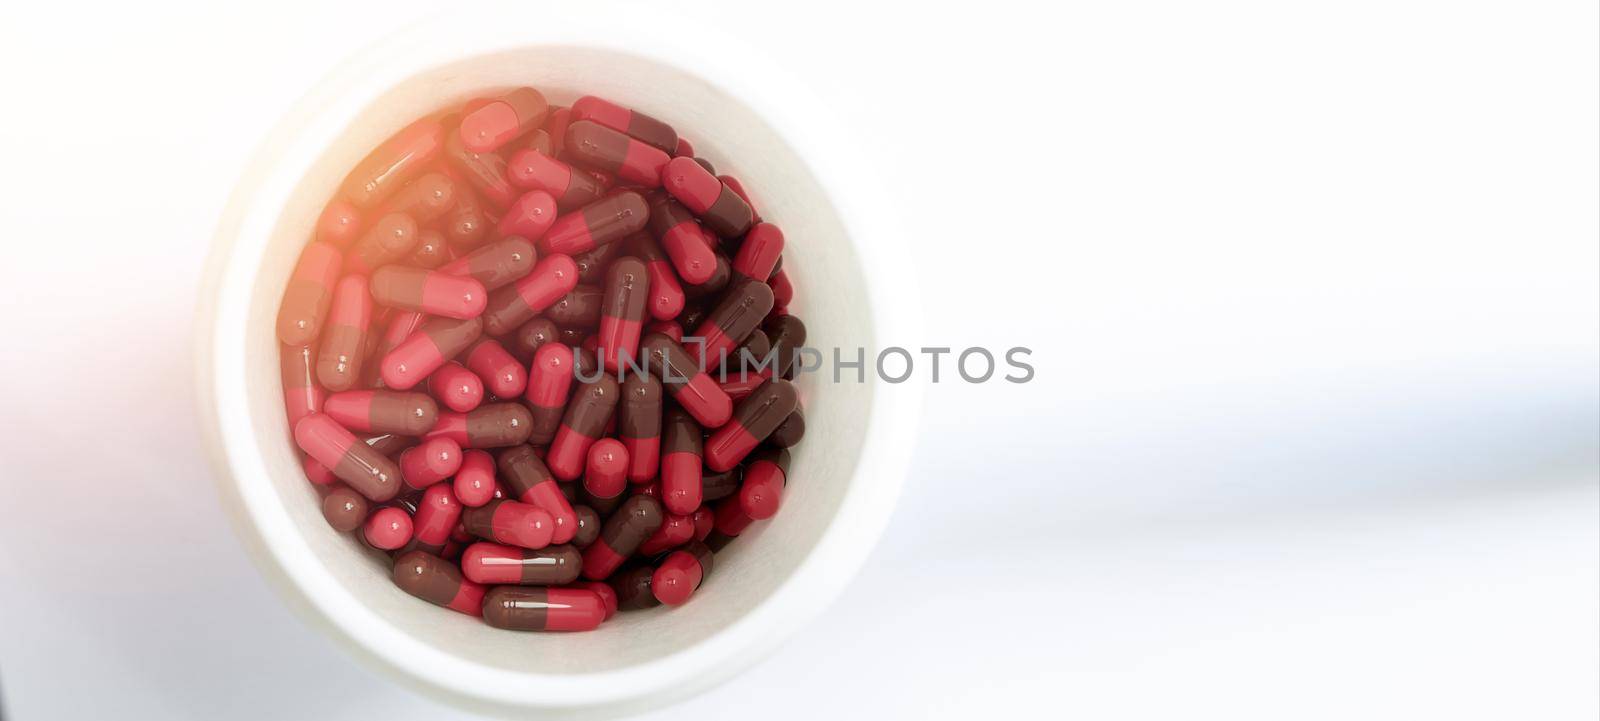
xmin=662 ymin=157 xmax=753 ymax=238
xmin=316 ymin=199 xmax=363 ymax=249
xmin=462 ymin=499 xmax=554 ymax=550
xmin=277 ymin=242 xmax=342 ymax=346
xmin=660 ymin=407 xmax=702 ymax=515
xmin=575 ymin=580 xmax=619 ymax=620
xmin=315 ymin=276 xmax=372 ymax=392
xmin=322 ymin=390 xmax=438 ymax=436
xmin=597 ymin=257 xmax=650 ymax=373
xmin=400 ymin=436 xmax=463 ymax=489
xmin=626 ymin=234 xmax=686 ymax=321
xmin=427 ymin=361 xmax=485 ymax=413
xmin=374 ymin=172 xmax=457 ymax=225
xmin=439 ymin=236 xmax=538 ymax=291
xmin=547 ymin=373 xmax=620 ymax=481
xmin=651 ymin=541 xmax=713 ymax=606
xmin=341 ymin=118 xmax=445 ymax=210
xmin=462 ymin=339 xmax=527 ymax=399
xmin=525 ymin=343 xmax=574 ymax=445
xmin=453 ymin=449 xmax=497 ymax=507
xmin=498 ymin=444 xmax=579 ymax=544
xmin=481 ymin=254 xmax=580 ymax=336
xmin=539 ymin=192 xmax=649 ymax=256
xmin=564 ymin=120 xmax=669 ymax=187
xmin=369 ymin=265 xmax=486 ymax=319
xmin=408 ymin=483 xmax=463 ymax=554
xmin=426 ymin=403 xmax=534 ymax=448
xmin=281 ymin=344 xmax=323 ymax=429
xmin=363 ymin=310 xmax=425 ymax=387
xmin=507 ymin=149 xmax=606 ymax=210
xmin=571 ymin=96 xmax=678 ymax=154
xmin=460 ymin=542 xmax=582 ymax=585
xmin=459 ymin=87 xmax=549 ymax=153
xmin=303 ymin=455 xmax=336 ymax=485
xmin=379 ymin=316 xmax=483 ymax=390
xmin=496 ymin=190 xmax=557 ymax=240
xmin=363 ymin=506 xmax=413 ymax=550
xmin=583 ymin=438 xmax=629 ymax=503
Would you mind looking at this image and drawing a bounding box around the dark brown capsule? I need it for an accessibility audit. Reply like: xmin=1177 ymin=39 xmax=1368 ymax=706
xmin=572 ymin=504 xmax=601 ymax=548
xmin=506 ymin=317 xmax=559 ymax=365
xmin=440 ymin=236 xmax=537 ymax=290
xmin=763 ymin=314 xmax=807 ymax=379
xmin=320 ymin=485 xmax=369 ymax=532
xmin=345 ymin=213 xmax=420 ymax=276
xmin=767 ymin=408 xmax=805 ymax=448
xmin=545 ymin=285 xmax=603 ymax=328
xmin=611 ymin=564 xmax=661 ymax=610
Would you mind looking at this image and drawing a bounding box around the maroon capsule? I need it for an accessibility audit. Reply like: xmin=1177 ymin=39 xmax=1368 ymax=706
xmin=639 ymin=333 xmax=732 ymax=428
xmin=461 ymin=499 xmax=555 ymax=549
xmin=379 ymin=316 xmax=483 ymax=390
xmin=571 ymin=96 xmax=678 ymax=154
xmin=406 ymin=229 xmax=452 ymax=269
xmin=646 ymin=194 xmax=717 ymax=285
xmin=572 ymin=237 xmax=626 ymax=285
xmin=400 ymin=436 xmax=464 ymax=490
xmin=406 ymin=482 xmax=463 ymax=554
xmin=497 ymin=444 xmax=579 ymax=545
xmin=618 ymin=374 xmax=663 ymax=484
xmin=439 ymin=236 xmax=537 ymax=291
xmin=581 ymin=495 xmax=663 ymax=580
xmin=764 ymin=314 xmax=807 ymax=379
xmin=571 ymin=504 xmax=601 ymax=548
xmin=701 ymin=468 xmax=741 ymax=502
xmin=583 ymin=437 xmax=629 ymax=503
xmin=507 ymin=149 xmax=606 ymax=210
xmin=689 ymin=280 xmax=773 ymax=369
xmin=544 ymin=285 xmax=603 ymax=328
xmin=482 ymin=254 xmax=580 ymax=336
xmin=320 ymin=485 xmax=369 ymax=532
xmin=315 ymin=276 xmax=372 ymax=392
xmin=611 ymin=565 xmax=661 ymax=610
xmin=369 ymin=265 xmax=486 ymax=319
xmin=524 ymin=343 xmax=575 ymax=445
xmin=481 ymin=586 xmax=606 ymax=631
xmin=341 ymin=118 xmax=445 ymax=210
xmin=344 ymin=213 xmax=420 ymax=276
xmin=719 ymin=174 xmax=760 ymax=223
xmin=461 ymin=542 xmax=582 ymax=585
xmin=564 ymin=120 xmax=669 ymax=187
xmin=322 ymin=390 xmax=437 ymax=436
xmin=392 ymin=550 xmax=485 ymax=616
xmin=660 ymin=406 xmax=702 ymax=516
xmin=705 ymin=378 xmax=799 ymax=472
xmin=506 ymin=317 xmax=560 ymax=364
xmin=374 ymin=172 xmax=456 ymax=225
xmin=460 ymin=87 xmax=549 ymax=153
xmin=440 ymin=177 xmax=491 ymax=247
xmin=277 ymin=242 xmax=342 ymax=346
xmin=768 ymin=408 xmax=805 ymax=448
xmin=661 ymin=157 xmax=753 ymax=238
xmin=652 ymin=541 xmax=713 ymax=606
xmin=546 ymin=373 xmax=620 ymax=481
xmin=443 ymin=125 xmax=518 ymax=210
xmin=294 ymin=413 xmax=401 ymax=501
xmin=682 ymin=251 xmax=731 ymax=300
xmin=598 ymin=257 xmax=650 ymax=373
xmin=462 ymin=338 xmax=527 ymax=399
xmin=540 ymin=191 xmax=649 ymax=256
xmin=426 ymin=402 xmax=533 ymax=448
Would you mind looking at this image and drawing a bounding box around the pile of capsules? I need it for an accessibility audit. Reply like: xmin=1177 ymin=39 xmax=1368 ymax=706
xmin=278 ymin=87 xmax=807 ymax=632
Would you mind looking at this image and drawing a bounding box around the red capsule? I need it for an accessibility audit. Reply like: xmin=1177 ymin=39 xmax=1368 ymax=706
xmin=707 ymin=499 xmax=754 ymax=550
xmin=344 ymin=213 xmax=421 ymax=276
xmin=525 ymin=343 xmax=575 ymax=444
xmin=439 ymin=236 xmax=537 ymax=290
xmin=370 ymin=265 xmax=486 ymax=319
xmin=320 ymin=484 xmax=369 ymax=532
xmin=598 ymin=257 xmax=650 ymax=372
xmin=498 ymin=445 xmax=579 ymax=545
xmin=652 ymin=541 xmax=713 ymax=606
xmin=701 ymin=469 xmax=741 ymax=503
xmin=463 ymin=339 xmax=527 ymax=399
xmin=540 ymin=191 xmax=649 ymax=256
xmin=581 ymin=495 xmax=663 ymax=581
xmin=662 ymin=157 xmax=753 ymax=238
xmin=682 ymin=251 xmax=731 ymax=300
xmin=564 ymin=120 xmax=669 ymax=187
xmin=453 ymin=449 xmax=497 ymax=507
xmin=496 ymin=190 xmax=558 ymax=240
xmin=460 ymin=87 xmax=549 ymax=153
xmin=317 ymin=199 xmax=363 ymax=249
xmin=461 ymin=542 xmax=582 ymax=585
xmin=544 ymin=106 xmax=572 ymax=156
xmin=426 ymin=402 xmax=533 ymax=448
xmin=572 ymin=240 xmax=626 ymax=285
xmin=407 ymin=483 xmax=463 ymax=554
xmin=719 ymin=174 xmax=761 ymax=223
xmin=277 ymin=242 xmax=342 ymax=346
xmin=690 ymin=280 xmax=774 ymax=369
xmin=363 ymin=310 xmax=424 ymax=387
xmin=364 ymin=506 xmax=414 ymax=550
xmin=623 ymin=233 xmax=686 ymax=321
xmin=443 ymin=126 xmax=517 ymax=210
xmin=482 ymin=586 xmax=606 ymax=631
xmin=400 ymin=436 xmax=463 ymax=489
xmin=427 ymin=361 xmax=485 ymax=413
xmin=392 ymin=550 xmax=485 ymax=616
xmin=740 ymin=447 xmax=789 ymax=520
xmin=574 ymin=580 xmax=619 ymax=619
xmin=705 ymin=378 xmax=799 ymax=472
xmin=583 ymin=438 xmax=629 ymax=503
xmin=646 ymin=194 xmax=717 ymax=285
xmin=691 ymin=506 xmax=714 ymax=541
xmin=306 ymin=455 xmax=336 ymax=484
xmin=770 ymin=268 xmax=794 ymax=315
xmin=341 ymin=118 xmax=445 ymax=210
xmin=619 ymin=374 xmax=663 ymax=484
xmin=482 ymin=254 xmax=579 ymax=336
xmin=315 ymin=276 xmax=372 ymax=392
xmin=281 ymin=344 xmax=323 ymax=429
xmin=374 ymin=172 xmax=456 ymax=225
xmin=640 ymin=333 xmax=733 ymax=428
xmin=611 ymin=565 xmax=661 ymax=610
xmin=547 ymin=373 xmax=620 ymax=481
xmin=638 ymin=512 xmax=695 ymax=556
xmin=718 ymin=371 xmax=768 ymax=401
xmin=571 ymin=96 xmax=678 ymax=154
xmin=379 ymin=316 xmax=483 ymax=390
xmin=675 ymin=137 xmax=694 ymax=157
xmin=660 ymin=407 xmax=703 ymax=516
xmin=462 ymin=498 xmax=555 ymax=549
xmin=323 ymin=390 xmax=437 ymax=436
xmin=507 ymin=149 xmax=606 ymax=210
xmin=732 ymin=223 xmax=784 ymax=283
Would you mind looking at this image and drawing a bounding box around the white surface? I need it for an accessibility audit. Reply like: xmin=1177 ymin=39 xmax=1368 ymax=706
xmin=0 ymin=1 xmax=1596 ymax=720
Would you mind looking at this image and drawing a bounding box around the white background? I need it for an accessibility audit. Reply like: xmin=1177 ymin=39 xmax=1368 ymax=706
xmin=1 ymin=1 xmax=1596 ymax=719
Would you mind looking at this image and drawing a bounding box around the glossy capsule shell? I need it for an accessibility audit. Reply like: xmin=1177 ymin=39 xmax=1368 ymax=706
xmin=705 ymin=378 xmax=800 ymax=472
xmin=320 ymin=485 xmax=369 ymax=532
xmin=652 ymin=541 xmax=713 ymax=606
xmin=701 ymin=469 xmax=741 ymax=503
xmin=315 ymin=276 xmax=372 ymax=392
xmin=682 ymin=251 xmax=731 ymax=300
xmin=496 ymin=190 xmax=558 ymax=240
xmin=662 ymin=157 xmax=753 ymax=238
xmin=443 ymin=126 xmax=517 ymax=210
xmin=598 ymin=257 xmax=650 ymax=372
xmin=507 ymin=149 xmax=605 ymax=210
xmin=732 ymin=222 xmax=784 ymax=283
xmin=344 ymin=212 xmax=420 ymax=276
xmin=690 ymin=280 xmax=774 ymax=368
xmin=461 ymin=542 xmax=582 ymax=585
xmin=547 ymin=373 xmax=620 ymax=481
xmin=399 ymin=436 xmax=463 ymax=489
xmin=364 ymin=506 xmax=414 ymax=550
xmin=719 ymin=174 xmax=760 ymax=223
xmin=406 ymin=230 xmax=451 ymax=269
xmin=426 ymin=402 xmax=533 ymax=448
xmin=462 ymin=499 xmax=555 ymax=550
xmin=281 ymin=344 xmax=323 ymax=428
xmin=408 ymin=483 xmax=463 ymax=554
xmin=764 ymin=314 xmax=807 ymax=379
xmin=572 ymin=239 xmax=626 ymax=285
xmin=611 ymin=565 xmax=661 ymax=610
xmin=564 ymin=120 xmax=669 ymax=187
xmin=370 ymin=265 xmax=486 ymax=319
xmin=440 ymin=173 xmax=491 ymax=247
xmin=379 ymin=316 xmax=483 ymax=390
xmin=277 ymin=242 xmax=341 ymax=345
xmin=497 ymin=445 xmax=579 ymax=545
xmin=453 ymin=449 xmax=497 ymax=507
xmin=637 ymin=512 xmax=696 ymax=556
xmin=583 ymin=438 xmax=629 ymax=501
xmin=482 ymin=254 xmax=580 ymax=336
xmin=740 ymin=447 xmax=790 ymax=520
xmin=571 ymin=96 xmax=678 ymax=153
xmin=392 ymin=550 xmax=485 ymax=616
xmin=322 ymin=390 xmax=437 ymax=436
xmin=640 ymin=333 xmax=733 ymax=428
xmin=660 ymin=407 xmax=703 ymax=516
xmin=571 ymin=505 xmax=601 ymax=548
xmin=462 ymin=339 xmax=527 ymax=399
xmin=316 ymin=199 xmax=363 ymax=248
xmin=364 ymin=310 xmax=425 ymax=387
xmin=619 ymin=373 xmax=663 ymax=484
xmin=460 ymin=87 xmax=549 ymax=153
xmin=545 ymin=285 xmax=603 ymax=328
xmin=540 ymin=191 xmax=649 ymax=256
xmin=482 ymin=586 xmax=606 ymax=632
xmin=627 ymin=233 xmax=687 ymax=321
xmin=427 ymin=361 xmax=485 ymax=413
xmin=440 ymin=236 xmax=536 ymax=292
xmin=524 ymin=343 xmax=575 ymax=444
xmin=646 ymin=194 xmax=717 ymax=285
xmin=374 ymin=172 xmax=456 ymax=225
xmin=581 ymin=495 xmax=664 ymax=581
xmin=507 ymin=317 xmax=560 ymax=364
xmin=341 ymin=117 xmax=444 ymax=209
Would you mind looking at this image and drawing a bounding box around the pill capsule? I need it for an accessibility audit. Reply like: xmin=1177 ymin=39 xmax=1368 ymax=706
xmin=572 ymin=505 xmax=601 ymax=548
xmin=452 ymin=449 xmax=497 ymax=507
xmin=482 ymin=586 xmax=606 ymax=631
xmin=544 ymin=106 xmax=571 ymax=155
xmin=544 ymin=285 xmax=603 ymax=328
xmin=460 ymin=87 xmax=549 ymax=153
xmin=439 ymin=236 xmax=536 ymax=290
xmin=496 ymin=190 xmax=558 ymax=240
xmin=277 ymin=242 xmax=342 ymax=346
xmin=524 ymin=343 xmax=575 ymax=444
xmin=682 ymin=252 xmax=731 ymax=300
xmin=427 ymin=361 xmax=485 ymax=413
xmin=523 ymin=129 xmax=553 ymax=156
xmin=677 ymin=303 xmax=709 ymax=335
xmin=461 ymin=499 xmax=555 ymax=549
xmin=652 ymin=541 xmax=713 ymax=606
xmin=497 ymin=445 xmax=579 ymax=545
xmin=406 ymin=483 xmax=463 ymax=554
xmin=547 ymin=373 xmax=620 ymax=481
xmin=507 ymin=149 xmax=606 ymax=210
xmin=611 ymin=565 xmax=661 ymax=610
xmin=725 ymin=328 xmax=774 ymax=377
xmin=440 ymin=177 xmax=491 ymax=248
xmin=304 ymin=452 xmax=337 ymax=486
xmin=362 ymin=310 xmax=425 ymax=387
xmin=581 ymin=495 xmax=663 ymax=581
xmin=320 ymin=484 xmax=369 ymax=532
xmin=344 ymin=212 xmax=421 ymax=276
xmin=426 ymin=402 xmax=533 ymax=448
xmin=462 ymin=339 xmax=527 ymax=399
xmin=763 ymin=314 xmax=806 ymax=379
xmin=281 ymin=344 xmax=324 ymax=429
xmin=364 ymin=506 xmax=414 ymax=550
xmin=574 ymin=579 xmax=618 ymax=619
xmin=705 ymin=378 xmax=799 ymax=472
xmin=400 ymin=436 xmax=463 ymax=489
xmin=571 ymin=96 xmax=678 ymax=154
xmin=380 ymin=316 xmax=483 ymax=390
xmin=769 ymin=408 xmax=805 ymax=448
xmin=443 ymin=126 xmax=518 ymax=210
xmin=707 ymin=499 xmax=754 ymax=550
xmin=406 ymin=230 xmax=452 ymax=269
xmin=718 ymin=371 xmax=767 ymax=401
xmin=392 ymin=550 xmax=485 ymax=616
xmin=461 ymin=542 xmax=581 ymax=585
xmin=646 ymin=319 xmax=684 ymax=343
xmin=622 ymin=234 xmax=686 ymax=321
xmin=639 ymin=333 xmax=733 ymax=428
xmin=740 ymin=447 xmax=790 ymax=520
xmin=660 ymin=407 xmax=703 ymax=516
xmin=719 ymin=174 xmax=761 ymax=223
xmin=618 ymin=374 xmax=663 ymax=484
xmin=341 ymin=117 xmax=445 ymax=209
xmin=662 ymin=157 xmax=753 ymax=238
xmin=572 ymin=237 xmax=626 ymax=285
xmin=369 ymin=265 xmax=486 ymax=319
xmin=583 ymin=438 xmax=629 ymax=503
xmin=769 ymin=268 xmax=794 ymax=317
xmin=700 ymin=469 xmax=741 ymax=503
xmin=482 ymin=254 xmax=579 ymax=336
xmin=316 ymin=199 xmax=363 ymax=249
xmin=322 ymin=390 xmax=437 ymax=436
xmin=646 ymin=194 xmax=717 ymax=285
xmin=675 ymin=137 xmax=694 ymax=157
xmin=690 ymin=280 xmax=773 ymax=369
xmin=596 ymin=257 xmax=651 ymax=372
xmin=637 ymin=512 xmax=696 ymax=556
xmin=365 ymin=432 xmax=412 ymax=457
xmin=374 ymin=172 xmax=456 ymax=225
xmin=540 ymin=191 xmax=649 ymax=256
xmin=731 ymin=223 xmax=784 ymax=284
xmin=315 ymin=276 xmax=372 ymax=392
xmin=507 ymin=317 xmax=559 ymax=364
xmin=564 ymin=120 xmax=669 ymax=187
xmin=691 ymin=506 xmax=714 ymax=541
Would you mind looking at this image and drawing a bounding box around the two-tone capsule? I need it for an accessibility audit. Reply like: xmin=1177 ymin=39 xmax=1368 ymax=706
xmin=525 ymin=343 xmax=575 ymax=444
xmin=637 ymin=512 xmax=696 ymax=556
xmin=739 ymin=447 xmax=789 ymax=520
xmin=320 ymin=485 xmax=369 ymax=532
xmin=461 ymin=542 xmax=582 ymax=585
xmin=427 ymin=361 xmax=485 ymax=413
xmin=597 ymin=257 xmax=650 ymax=372
xmin=374 ymin=172 xmax=456 ymax=225
xmin=364 ymin=506 xmax=414 ymax=550
xmin=705 ymin=378 xmax=799 ymax=472
xmin=459 ymin=87 xmax=549 ymax=153
xmin=379 ymin=316 xmax=483 ymax=390
xmin=662 ymin=157 xmax=753 ymax=238
xmin=277 ymin=242 xmax=342 ymax=345
xmin=281 ymin=344 xmax=323 ymax=429
xmin=294 ymin=413 xmax=401 ymax=501
xmin=731 ymin=223 xmax=784 ymax=284
xmin=618 ymin=374 xmax=662 ymax=484
xmin=689 ymin=279 xmax=774 ymax=369
xmin=660 ymin=407 xmax=703 ymax=516
xmin=462 ymin=339 xmax=527 ymax=399
xmin=341 ymin=118 xmax=445 ymax=210
xmin=646 ymin=194 xmax=717 ymax=285
xmin=439 ymin=236 xmax=537 ymax=291
xmin=497 ymin=445 xmax=579 ymax=545
xmin=626 ymin=233 xmax=687 ymax=321
xmin=507 ymin=149 xmax=606 ymax=210
xmin=481 ymin=586 xmax=606 ymax=631
xmin=400 ymin=436 xmax=463 ymax=489
xmin=482 ymin=254 xmax=579 ymax=336
xmin=540 ymin=191 xmax=649 ymax=256
xmin=582 ymin=438 xmax=629 ymax=508
xmin=443 ymin=126 xmax=518 ymax=210
xmin=640 ymin=333 xmax=733 ymax=428
xmin=652 ymin=541 xmax=713 ymax=606
xmin=461 ymin=498 xmax=555 ymax=549
xmin=453 ymin=449 xmax=497 ymax=507
xmin=496 ymin=190 xmax=558 ymax=240
xmin=407 ymin=483 xmax=463 ymax=554
xmin=392 ymin=550 xmax=485 ymax=616
xmin=323 ymin=390 xmax=437 ymax=436
xmin=564 ymin=120 xmax=670 ymax=187
xmin=315 ymin=276 xmax=372 ymax=392
xmin=544 ymin=285 xmax=603 ymax=328
xmin=370 ymin=265 xmax=486 ymax=319
xmin=547 ymin=372 xmax=620 ymax=481
xmin=581 ymin=495 xmax=664 ymax=581
xmin=426 ymin=402 xmax=533 ymax=448
xmin=571 ymin=96 xmax=678 ymax=154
